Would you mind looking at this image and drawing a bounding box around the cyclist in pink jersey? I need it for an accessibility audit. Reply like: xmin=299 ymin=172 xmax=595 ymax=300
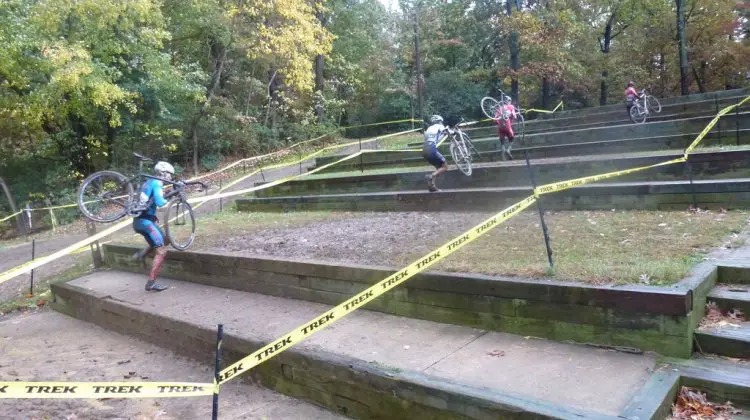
xmin=495 ymin=96 xmax=516 ymax=160
xmin=624 ymin=81 xmax=641 ymax=114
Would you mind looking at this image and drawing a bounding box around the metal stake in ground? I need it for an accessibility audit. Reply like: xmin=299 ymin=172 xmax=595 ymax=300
xmin=260 ymin=167 xmax=266 ymax=182
xmin=212 ymin=324 xmax=223 ymax=420
xmin=29 ymin=238 xmax=35 ymax=296
xmin=736 ymin=97 xmax=741 ymax=147
xmin=524 ymin=151 xmax=554 ymax=268
xmin=686 ymin=160 xmax=698 ymax=210
xmin=717 ymin=98 xmax=722 ymax=141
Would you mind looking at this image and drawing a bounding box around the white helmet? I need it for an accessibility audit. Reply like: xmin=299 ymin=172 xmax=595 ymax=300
xmin=504 ymin=96 xmax=512 ymax=105
xmin=154 ymin=161 xmax=175 ymax=178
xmin=430 ymin=115 xmax=444 ymax=124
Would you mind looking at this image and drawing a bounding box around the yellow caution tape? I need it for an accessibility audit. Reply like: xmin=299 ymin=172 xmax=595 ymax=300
xmin=534 ymin=157 xmax=687 ymax=195
xmin=0 ymin=211 xmax=22 ymax=223
xmin=217 ymin=195 xmax=537 ymax=384
xmin=0 ymin=382 xmax=213 ymax=399
xmin=523 ymin=101 xmax=564 ymax=115
xmin=684 ymin=95 xmax=750 ymax=158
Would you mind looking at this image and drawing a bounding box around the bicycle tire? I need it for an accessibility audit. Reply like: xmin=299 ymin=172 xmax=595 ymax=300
xmin=629 ymin=104 xmax=647 ymax=124
xmin=450 ymin=136 xmax=472 ymax=176
xmin=78 ymin=170 xmax=133 ymax=223
xmin=513 ymin=114 xmax=525 ymax=144
xmin=646 ymin=95 xmax=661 ymax=113
xmin=165 ymin=199 xmax=196 ymax=251
xmin=481 ymin=97 xmax=502 ymax=121
xmin=463 ymin=132 xmax=482 ymax=160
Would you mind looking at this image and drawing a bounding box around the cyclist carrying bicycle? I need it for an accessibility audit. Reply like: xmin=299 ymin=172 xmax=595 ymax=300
xmin=624 ymin=81 xmax=641 ymax=114
xmin=422 ymin=115 xmax=448 ymax=192
xmin=132 ymin=161 xmax=175 ymax=292
xmin=495 ymin=96 xmax=516 ymax=160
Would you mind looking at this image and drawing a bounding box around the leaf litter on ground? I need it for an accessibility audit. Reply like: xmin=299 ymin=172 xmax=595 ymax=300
xmin=670 ymin=386 xmax=742 ymax=419
xmin=699 ymin=302 xmax=745 ymax=330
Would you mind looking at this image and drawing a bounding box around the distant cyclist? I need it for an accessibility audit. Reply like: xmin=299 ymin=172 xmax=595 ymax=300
xmin=495 ymin=96 xmax=516 ymax=160
xmin=132 ymin=161 xmax=175 ymax=292
xmin=624 ymin=81 xmax=641 ymax=114
xmin=422 ymin=115 xmax=448 ymax=192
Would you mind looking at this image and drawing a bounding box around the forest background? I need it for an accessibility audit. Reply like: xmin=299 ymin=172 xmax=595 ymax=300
xmin=1 ymin=0 xmax=749 ymax=218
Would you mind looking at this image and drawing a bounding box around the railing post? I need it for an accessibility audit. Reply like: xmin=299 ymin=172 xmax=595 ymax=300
xmin=212 ymin=324 xmax=224 ymax=420
xmin=44 ymin=198 xmax=58 ymax=233
xmin=86 ymin=220 xmax=104 ymax=268
xmin=28 ymin=238 xmax=36 ymax=296
xmin=524 ymin=151 xmax=554 ymax=269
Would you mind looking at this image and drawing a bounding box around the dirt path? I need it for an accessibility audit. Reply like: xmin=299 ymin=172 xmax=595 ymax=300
xmin=190 ymin=209 xmax=750 ymax=284
xmin=0 ymin=310 xmax=344 ymax=420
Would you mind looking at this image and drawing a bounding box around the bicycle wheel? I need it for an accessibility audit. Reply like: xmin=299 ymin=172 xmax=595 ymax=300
xmin=78 ymin=170 xmax=133 ymax=223
xmin=629 ymin=105 xmax=647 ymax=124
xmin=513 ymin=114 xmax=525 ymax=144
xmin=450 ymin=137 xmax=472 ymax=176
xmin=481 ymin=97 xmax=502 ymax=121
xmin=165 ymin=199 xmax=196 ymax=251
xmin=463 ymin=132 xmax=482 ymax=160
xmin=646 ymin=95 xmax=661 ymax=113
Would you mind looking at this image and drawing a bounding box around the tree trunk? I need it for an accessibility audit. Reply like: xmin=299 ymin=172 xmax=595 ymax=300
xmin=541 ymin=76 xmax=550 ymax=109
xmin=599 ymin=13 xmax=616 ymax=106
xmin=414 ymin=3 xmax=424 ymax=120
xmin=676 ymin=0 xmax=689 ymax=95
xmin=506 ymin=1 xmax=520 ymax=101
xmin=0 ymin=176 xmax=23 ymax=235
xmin=691 ymin=65 xmax=705 ymax=93
xmin=264 ymin=70 xmax=278 ymax=128
xmin=189 ymin=44 xmax=228 ymax=175
xmin=314 ymin=54 xmax=325 ymax=122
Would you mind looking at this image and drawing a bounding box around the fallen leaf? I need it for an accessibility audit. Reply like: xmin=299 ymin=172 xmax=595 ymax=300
xmin=487 ymin=350 xmax=505 ymax=357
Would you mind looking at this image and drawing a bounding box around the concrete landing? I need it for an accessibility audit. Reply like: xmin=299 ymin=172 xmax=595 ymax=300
xmin=237 ymin=178 xmax=750 ymax=213
xmin=59 ymin=270 xmax=657 ymax=416
xmin=0 ymin=311 xmax=343 ymax=419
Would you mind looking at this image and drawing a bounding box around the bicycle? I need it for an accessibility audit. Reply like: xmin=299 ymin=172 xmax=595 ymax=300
xmin=480 ymin=91 xmax=526 ymax=144
xmin=77 ymin=152 xmax=207 ymax=251
xmin=441 ymin=117 xmax=481 ymax=176
xmin=628 ymin=89 xmax=662 ymax=124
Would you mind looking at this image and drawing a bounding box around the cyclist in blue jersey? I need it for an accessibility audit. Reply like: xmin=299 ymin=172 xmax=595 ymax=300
xmin=132 ymin=161 xmax=175 ymax=292
xmin=422 ymin=115 xmax=448 ymax=192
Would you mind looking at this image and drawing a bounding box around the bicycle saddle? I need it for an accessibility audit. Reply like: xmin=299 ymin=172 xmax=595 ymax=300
xmin=133 ymin=152 xmax=153 ymax=162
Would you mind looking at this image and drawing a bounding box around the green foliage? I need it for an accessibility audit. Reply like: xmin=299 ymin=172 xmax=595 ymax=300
xmin=1 ymin=0 xmax=749 ymax=221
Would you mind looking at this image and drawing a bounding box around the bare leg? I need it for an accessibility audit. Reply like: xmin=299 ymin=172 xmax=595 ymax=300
xmin=145 ymin=247 xmax=168 ymax=292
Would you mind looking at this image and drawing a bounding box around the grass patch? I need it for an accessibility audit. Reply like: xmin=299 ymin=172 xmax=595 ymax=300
xmin=0 ymin=256 xmax=92 ymax=316
xmin=439 ymin=209 xmax=749 ymax=285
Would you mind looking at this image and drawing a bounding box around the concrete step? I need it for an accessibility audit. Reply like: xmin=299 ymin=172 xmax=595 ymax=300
xmin=51 ymin=270 xmax=656 ymax=418
xmin=311 ymin=130 xmax=750 ymax=174
xmin=257 ymin=149 xmax=750 ymax=198
xmin=537 ymin=88 xmax=750 ymax=120
xmin=463 ymin=96 xmax=749 ymax=139
xmin=236 ymin=178 xmax=750 ymax=213
xmin=0 ymin=311 xmax=344 ymax=419
xmin=708 ymin=284 xmax=750 ymax=315
xmin=315 ymin=111 xmax=750 ymax=171
xmin=695 ymin=322 xmax=750 ymax=359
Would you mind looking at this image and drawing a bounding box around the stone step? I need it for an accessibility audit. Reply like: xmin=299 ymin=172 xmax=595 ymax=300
xmin=537 ymin=88 xmax=749 ymax=120
xmin=51 ymin=270 xmax=655 ymax=418
xmin=694 ymin=322 xmax=750 ymax=359
xmin=0 ymin=311 xmax=343 ymax=419
xmin=311 ymin=130 xmax=750 ymax=174
xmin=315 ymin=111 xmax=750 ymax=170
xmin=707 ymin=284 xmax=750 ymax=315
xmin=462 ymin=96 xmax=748 ymax=139
xmin=236 ymin=178 xmax=750 ymax=213
xmin=257 ymin=149 xmax=750 ymax=198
